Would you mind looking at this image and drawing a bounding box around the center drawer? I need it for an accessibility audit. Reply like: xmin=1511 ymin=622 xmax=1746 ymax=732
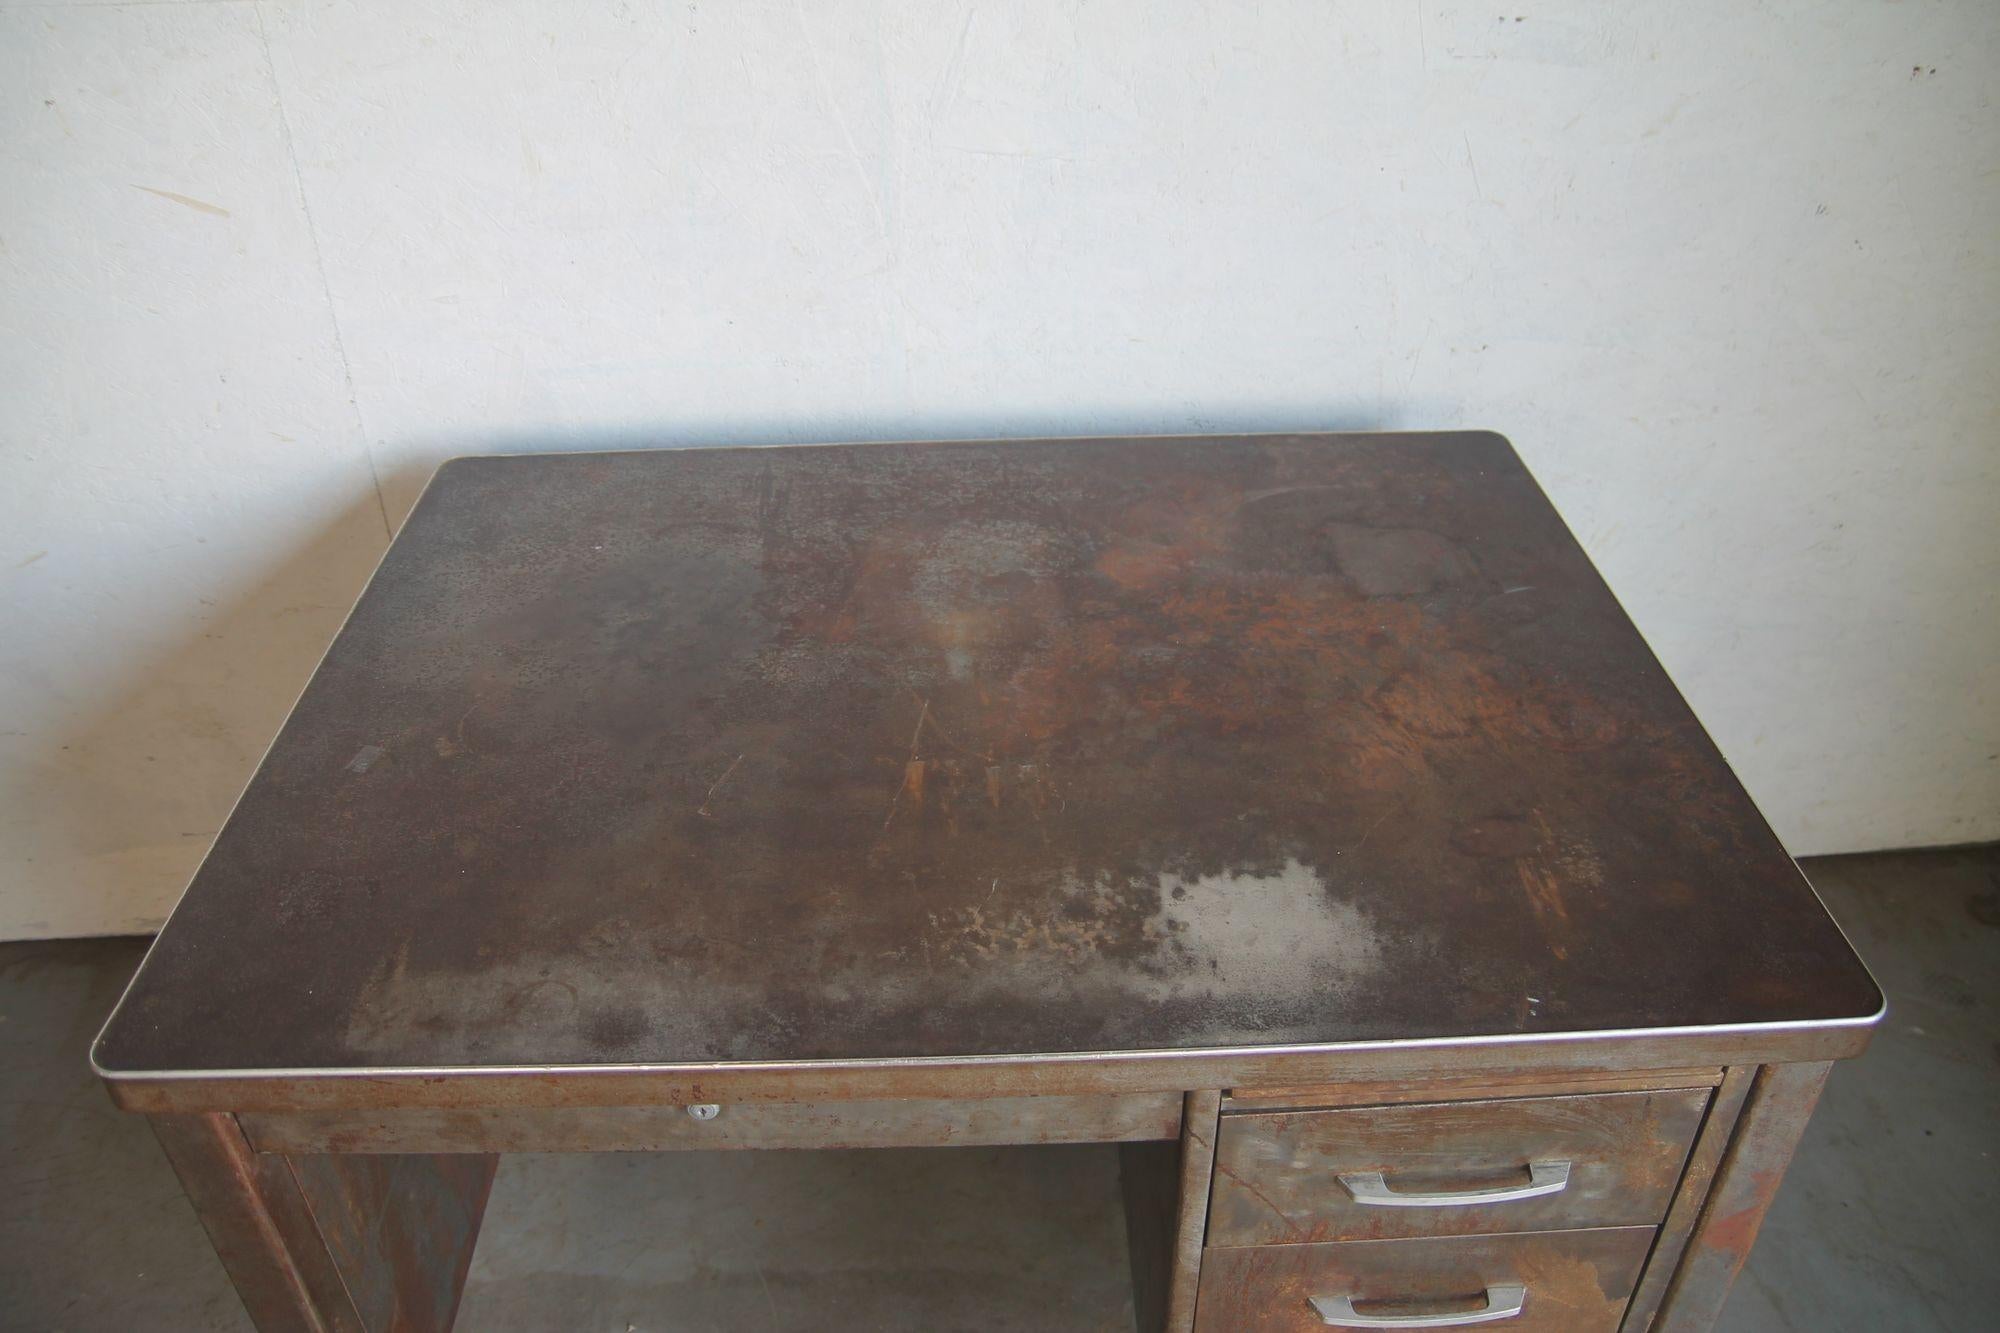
xmin=1208 ymin=1087 xmax=1708 ymax=1245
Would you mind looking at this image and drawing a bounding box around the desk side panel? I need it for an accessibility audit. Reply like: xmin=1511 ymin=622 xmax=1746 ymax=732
xmin=1650 ymin=1062 xmax=1830 ymax=1331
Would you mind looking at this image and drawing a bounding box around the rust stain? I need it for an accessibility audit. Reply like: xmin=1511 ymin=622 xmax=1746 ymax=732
xmin=1699 ymin=1166 xmax=1784 ymax=1259
xmin=1512 ymin=1244 xmax=1617 ymax=1307
xmin=1505 ymin=809 xmax=1578 ymax=961
xmin=94 ymin=436 xmax=1882 ymax=1075
xmin=1515 ymin=861 xmax=1573 ymax=960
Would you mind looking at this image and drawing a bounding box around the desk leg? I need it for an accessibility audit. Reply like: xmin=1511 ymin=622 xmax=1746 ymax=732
xmin=1649 ymin=1062 xmax=1831 ymax=1332
xmin=1121 ymin=1089 xmax=1222 ymax=1333
xmin=151 ymin=1113 xmax=496 ymax=1332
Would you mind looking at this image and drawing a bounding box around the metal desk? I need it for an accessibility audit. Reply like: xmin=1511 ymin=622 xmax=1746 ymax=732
xmin=95 ymin=434 xmax=1879 ymax=1331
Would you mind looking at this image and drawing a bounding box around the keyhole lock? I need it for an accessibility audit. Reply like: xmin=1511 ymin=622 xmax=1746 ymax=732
xmin=686 ymin=1103 xmax=721 ymax=1120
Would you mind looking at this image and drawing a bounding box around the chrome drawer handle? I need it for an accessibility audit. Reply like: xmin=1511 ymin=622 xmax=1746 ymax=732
xmin=1337 ymin=1160 xmax=1570 ymax=1207
xmin=1310 ymin=1283 xmax=1527 ymax=1327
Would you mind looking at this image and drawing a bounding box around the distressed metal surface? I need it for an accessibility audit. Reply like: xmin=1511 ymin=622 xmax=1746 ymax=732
xmin=1651 ymin=1061 xmax=1830 ymax=1331
xmin=1208 ymin=1088 xmax=1708 ymax=1245
xmin=1223 ymin=1067 xmax=1725 ymax=1113
xmin=286 ymin=1152 xmax=496 ymax=1332
xmin=149 ymin=1112 xmax=359 ymax=1333
xmin=1172 ymin=1090 xmax=1223 ymax=1332
xmin=96 ymin=435 xmax=1879 ymax=1077
xmin=97 ymin=1028 xmax=1874 ymax=1115
xmin=1194 ymin=1226 xmax=1654 ymax=1333
xmin=150 ymin=1113 xmax=494 ymax=1333
xmin=239 ymin=1092 xmax=1182 ymax=1154
xmin=1619 ymin=1066 xmax=1754 ymax=1332
xmin=1121 ymin=1089 xmax=1222 ymax=1333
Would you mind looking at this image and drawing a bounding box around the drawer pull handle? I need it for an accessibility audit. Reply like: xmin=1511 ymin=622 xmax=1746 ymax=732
xmin=1309 ymin=1283 xmax=1527 ymax=1327
xmin=1337 ymin=1159 xmax=1571 ymax=1207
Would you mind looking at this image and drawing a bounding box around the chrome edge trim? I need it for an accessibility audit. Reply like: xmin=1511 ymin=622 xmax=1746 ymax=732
xmin=92 ymin=1004 xmax=1885 ymax=1086
xmin=91 ymin=435 xmax=1887 ymax=1092
xmin=88 ymin=463 xmax=453 ymax=1084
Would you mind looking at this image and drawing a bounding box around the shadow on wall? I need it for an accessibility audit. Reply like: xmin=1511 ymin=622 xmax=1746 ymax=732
xmin=24 ymin=403 xmax=1420 ymax=940
xmin=4 ymin=487 xmax=397 ymax=939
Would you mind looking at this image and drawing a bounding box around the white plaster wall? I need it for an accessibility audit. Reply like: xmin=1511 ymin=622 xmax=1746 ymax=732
xmin=2 ymin=0 xmax=1995 ymax=939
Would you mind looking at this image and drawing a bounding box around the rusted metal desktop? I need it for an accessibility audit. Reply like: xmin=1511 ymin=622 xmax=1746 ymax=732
xmin=95 ymin=434 xmax=1879 ymax=1331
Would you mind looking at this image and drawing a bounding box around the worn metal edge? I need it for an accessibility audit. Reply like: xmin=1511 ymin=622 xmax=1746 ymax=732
xmin=96 ymin=1008 xmax=1881 ymax=1114
xmin=87 ymin=462 xmax=454 ymax=1096
xmin=89 ymin=431 xmax=1887 ymax=1114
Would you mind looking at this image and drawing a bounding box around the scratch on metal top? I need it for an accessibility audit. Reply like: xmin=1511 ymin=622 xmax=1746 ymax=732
xmin=94 ymin=434 xmax=1880 ymax=1075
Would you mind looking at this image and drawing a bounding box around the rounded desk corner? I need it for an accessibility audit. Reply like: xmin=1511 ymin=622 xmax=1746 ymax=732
xmin=87 ymin=1002 xmax=180 ymax=1112
xmin=1454 ymin=428 xmax=1518 ymax=456
xmin=1852 ymin=981 xmax=1890 ymax=1034
xmin=1813 ymin=981 xmax=1889 ymax=1064
xmin=1829 ymin=929 xmax=1891 ymax=1040
xmin=430 ymin=452 xmax=499 ymax=482
xmin=87 ymin=1036 xmax=147 ymax=1109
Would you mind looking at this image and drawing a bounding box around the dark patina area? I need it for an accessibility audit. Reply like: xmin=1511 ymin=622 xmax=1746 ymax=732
xmin=96 ymin=435 xmax=1881 ymax=1072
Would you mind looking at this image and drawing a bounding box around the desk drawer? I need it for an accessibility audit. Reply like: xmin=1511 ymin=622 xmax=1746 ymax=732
xmin=1209 ymin=1088 xmax=1707 ymax=1245
xmin=1194 ymin=1226 xmax=1654 ymax=1333
xmin=239 ymin=1092 xmax=1184 ymax=1154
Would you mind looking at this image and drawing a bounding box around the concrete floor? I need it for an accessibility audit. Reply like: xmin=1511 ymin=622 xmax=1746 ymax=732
xmin=2 ymin=847 xmax=1993 ymax=1331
